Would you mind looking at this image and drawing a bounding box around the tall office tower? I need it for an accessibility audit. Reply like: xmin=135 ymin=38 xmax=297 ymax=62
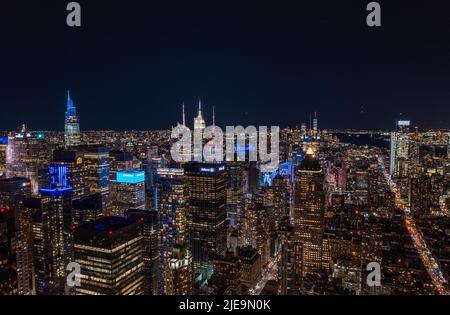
xmin=237 ymin=193 xmax=253 ymax=246
xmin=277 ymin=216 xmax=299 ymax=295
xmin=272 ymin=175 xmax=290 ymax=228
xmin=390 ymin=120 xmax=411 ymax=178
xmin=30 ymin=208 xmax=53 ymax=295
xmin=40 ymin=186 xmax=74 ymax=294
xmin=51 ymin=150 xmax=89 ymax=200
xmin=144 ymin=151 xmax=163 ymax=209
xmin=408 ymin=130 xmax=421 ymax=176
xmin=312 ymin=112 xmax=318 ymax=135
xmin=237 ymin=246 xmax=261 ymax=289
xmin=6 ymin=125 xmax=50 ymax=195
xmin=294 ymin=147 xmax=326 ymax=278
xmin=211 ymin=251 xmax=241 ymax=294
xmin=143 ymin=147 xmax=155 ymax=189
xmin=74 ymin=216 xmax=144 ymax=295
xmin=72 ymin=193 xmax=103 ymax=225
xmin=114 ymin=170 xmax=146 ymax=216
xmin=109 ymin=150 xmax=139 ymax=207
xmin=193 ymin=100 xmax=206 ymax=131
xmin=0 ymin=137 xmax=7 ymax=177
xmin=0 ymin=178 xmax=32 ymax=295
xmin=300 ymin=123 xmax=307 ymax=136
xmin=164 ymin=243 xmax=194 ymax=295
xmin=279 ymin=131 xmax=289 ymax=163
xmin=78 ymin=145 xmax=110 ymax=211
xmin=156 ymin=167 xmax=187 ymax=291
xmin=126 ymin=209 xmax=160 ymax=295
xmin=184 ymin=162 xmax=227 ymax=282
xmin=277 ymin=160 xmax=295 ymax=220
xmin=244 ymin=162 xmax=260 ymax=194
xmin=226 ymin=161 xmax=243 ymax=228
xmin=20 ymin=197 xmax=46 ymax=295
xmin=64 ymin=91 xmax=81 ymax=148
xmin=237 ymin=197 xmax=271 ymax=267
xmin=0 ymin=205 xmax=17 ymax=294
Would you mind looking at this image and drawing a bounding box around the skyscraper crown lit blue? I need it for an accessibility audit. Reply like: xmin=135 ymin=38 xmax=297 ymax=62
xmin=65 ymin=90 xmax=77 ymax=117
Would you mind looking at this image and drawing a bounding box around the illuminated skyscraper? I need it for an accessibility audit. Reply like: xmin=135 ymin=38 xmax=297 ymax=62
xmin=6 ymin=125 xmax=49 ymax=195
xmin=277 ymin=217 xmax=300 ymax=295
xmin=0 ymin=204 xmax=17 ymax=294
xmin=0 ymin=177 xmax=32 ymax=295
xmin=39 ymin=186 xmax=74 ymax=294
xmin=237 ymin=197 xmax=271 ymax=267
xmin=126 ymin=209 xmax=160 ymax=295
xmin=156 ymin=167 xmax=187 ymax=291
xmin=18 ymin=197 xmax=43 ymax=295
xmin=109 ymin=150 xmax=141 ymax=210
xmin=193 ymin=100 xmax=206 ymax=131
xmin=272 ymin=174 xmax=291 ymax=228
xmin=74 ymin=216 xmax=144 ymax=295
xmin=244 ymin=162 xmax=260 ymax=194
xmin=312 ymin=112 xmax=318 ymax=135
xmin=164 ymin=243 xmax=194 ymax=295
xmin=0 ymin=137 xmax=7 ymax=177
xmin=30 ymin=206 xmax=53 ymax=295
xmin=64 ymin=91 xmax=81 ymax=148
xmin=211 ymin=251 xmax=241 ymax=294
xmin=184 ymin=162 xmax=227 ymax=282
xmin=114 ymin=170 xmax=146 ymax=216
xmin=238 ymin=246 xmax=261 ymax=288
xmin=51 ymin=150 xmax=88 ymax=200
xmin=24 ymin=183 xmax=73 ymax=295
xmin=225 ymin=161 xmax=243 ymax=228
xmin=78 ymin=146 xmax=110 ymax=211
xmin=390 ymin=120 xmax=411 ymax=178
xmin=294 ymin=147 xmax=326 ymax=278
xmin=300 ymin=123 xmax=307 ymax=136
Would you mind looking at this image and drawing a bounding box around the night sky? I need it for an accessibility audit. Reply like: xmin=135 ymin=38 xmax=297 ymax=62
xmin=1 ymin=0 xmax=449 ymax=131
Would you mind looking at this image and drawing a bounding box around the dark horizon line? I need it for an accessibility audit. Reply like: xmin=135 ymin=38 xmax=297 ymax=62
xmin=1 ymin=126 xmax=449 ymax=134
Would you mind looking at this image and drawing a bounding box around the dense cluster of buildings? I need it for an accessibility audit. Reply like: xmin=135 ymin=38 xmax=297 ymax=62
xmin=0 ymin=93 xmax=449 ymax=295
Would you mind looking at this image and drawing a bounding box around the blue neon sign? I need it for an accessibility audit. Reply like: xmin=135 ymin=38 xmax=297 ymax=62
xmin=116 ymin=170 xmax=145 ymax=184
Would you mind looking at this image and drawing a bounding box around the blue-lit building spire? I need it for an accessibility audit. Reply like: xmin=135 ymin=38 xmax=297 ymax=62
xmin=64 ymin=90 xmax=81 ymax=148
xmin=65 ymin=90 xmax=77 ymax=117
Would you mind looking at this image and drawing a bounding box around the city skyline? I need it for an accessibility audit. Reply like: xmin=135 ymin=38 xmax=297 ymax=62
xmin=1 ymin=99 xmax=449 ymax=296
xmin=0 ymin=0 xmax=449 ymax=302
xmin=1 ymin=90 xmax=448 ymax=133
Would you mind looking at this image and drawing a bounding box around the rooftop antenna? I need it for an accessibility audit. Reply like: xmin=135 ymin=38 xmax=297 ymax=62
xmin=182 ymin=102 xmax=186 ymax=126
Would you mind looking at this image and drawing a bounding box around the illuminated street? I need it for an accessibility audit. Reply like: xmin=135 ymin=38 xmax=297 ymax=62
xmin=250 ymin=257 xmax=279 ymax=295
xmin=378 ymin=156 xmax=449 ymax=295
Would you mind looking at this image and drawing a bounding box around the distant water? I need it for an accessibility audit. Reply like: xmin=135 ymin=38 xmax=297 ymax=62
xmin=334 ymin=133 xmax=390 ymax=149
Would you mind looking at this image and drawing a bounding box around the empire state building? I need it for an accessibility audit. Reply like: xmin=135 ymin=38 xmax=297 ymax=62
xmin=193 ymin=100 xmax=206 ymax=131
xmin=64 ymin=90 xmax=80 ymax=148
